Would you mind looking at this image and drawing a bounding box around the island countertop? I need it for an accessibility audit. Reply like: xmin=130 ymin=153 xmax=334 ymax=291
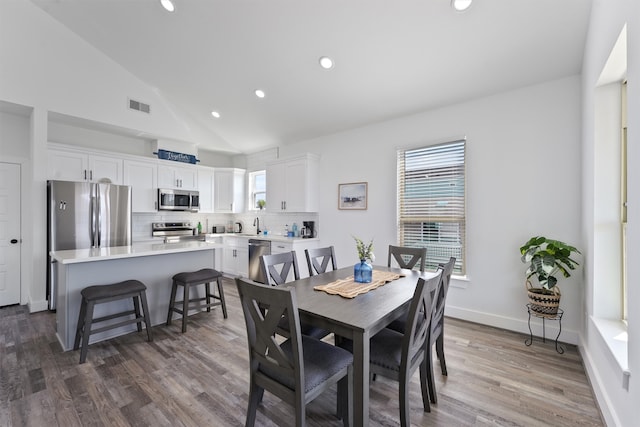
xmin=51 ymin=241 xmax=223 ymax=265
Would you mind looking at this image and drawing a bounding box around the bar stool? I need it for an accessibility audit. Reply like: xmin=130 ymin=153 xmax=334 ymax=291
xmin=166 ymin=268 xmax=228 ymax=333
xmin=74 ymin=280 xmax=153 ymax=364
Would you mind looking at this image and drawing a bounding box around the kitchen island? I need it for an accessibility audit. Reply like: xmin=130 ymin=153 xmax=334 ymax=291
xmin=51 ymin=241 xmax=223 ymax=351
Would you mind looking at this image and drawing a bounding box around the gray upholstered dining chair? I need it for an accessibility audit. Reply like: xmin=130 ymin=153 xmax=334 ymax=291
xmin=305 ymin=246 xmax=337 ymax=276
xmin=387 ymin=245 xmax=427 ymax=271
xmin=387 ymin=256 xmax=456 ymax=406
xmin=260 ymin=251 xmax=300 ymax=286
xmin=235 ymin=278 xmax=353 ymax=427
xmin=338 ymin=273 xmax=441 ymax=426
xmin=259 ymin=251 xmax=329 ymax=340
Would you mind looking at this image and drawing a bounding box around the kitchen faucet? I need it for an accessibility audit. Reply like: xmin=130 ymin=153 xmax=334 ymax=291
xmin=253 ymin=217 xmax=261 ymax=234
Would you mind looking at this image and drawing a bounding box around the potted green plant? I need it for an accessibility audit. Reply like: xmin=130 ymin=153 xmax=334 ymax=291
xmin=520 ymin=236 xmax=581 ymax=316
xmin=257 ymin=199 xmax=266 ymax=210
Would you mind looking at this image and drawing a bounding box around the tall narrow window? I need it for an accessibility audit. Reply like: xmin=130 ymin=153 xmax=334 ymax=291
xmin=397 ymin=139 xmax=466 ymax=274
xmin=249 ymin=170 xmax=266 ymax=210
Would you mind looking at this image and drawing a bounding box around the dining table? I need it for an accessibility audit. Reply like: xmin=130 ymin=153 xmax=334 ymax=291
xmin=282 ymin=265 xmax=438 ymax=427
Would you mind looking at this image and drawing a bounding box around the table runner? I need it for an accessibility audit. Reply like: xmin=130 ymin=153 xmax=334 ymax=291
xmin=314 ymin=270 xmax=403 ymax=298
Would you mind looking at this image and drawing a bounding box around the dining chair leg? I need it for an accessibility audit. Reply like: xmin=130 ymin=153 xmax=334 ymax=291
xmin=246 ymin=381 xmax=262 ymax=427
xmin=399 ymin=370 xmax=412 ymax=427
xmin=336 ymin=366 xmax=353 ymax=427
xmin=419 ymin=360 xmax=431 ymax=412
xmin=436 ymin=333 xmax=447 ymax=375
xmin=427 ymin=348 xmax=437 ymax=404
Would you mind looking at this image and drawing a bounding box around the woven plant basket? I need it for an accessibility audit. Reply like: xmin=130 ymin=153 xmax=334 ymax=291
xmin=526 ymin=280 xmax=561 ymax=317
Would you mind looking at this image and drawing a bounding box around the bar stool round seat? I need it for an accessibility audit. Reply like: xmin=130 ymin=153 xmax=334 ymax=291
xmin=166 ymin=268 xmax=228 ymax=333
xmin=74 ymin=280 xmax=153 ymax=364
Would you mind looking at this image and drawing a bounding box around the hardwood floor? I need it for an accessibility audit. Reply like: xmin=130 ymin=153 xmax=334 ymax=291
xmin=0 ymin=278 xmax=604 ymax=426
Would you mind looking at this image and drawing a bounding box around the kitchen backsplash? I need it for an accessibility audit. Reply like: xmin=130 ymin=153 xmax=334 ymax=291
xmin=132 ymin=211 xmax=319 ymax=242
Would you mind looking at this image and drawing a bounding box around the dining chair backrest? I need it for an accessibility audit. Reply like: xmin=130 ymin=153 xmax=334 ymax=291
xmin=431 ymin=256 xmax=456 ymax=341
xmin=235 ymin=278 xmax=304 ymax=419
xmin=387 ymin=245 xmax=427 ymax=272
xmin=260 ymin=251 xmax=300 ymax=286
xmin=402 ymin=273 xmax=441 ymax=367
xmin=305 ymin=246 xmax=337 ymax=276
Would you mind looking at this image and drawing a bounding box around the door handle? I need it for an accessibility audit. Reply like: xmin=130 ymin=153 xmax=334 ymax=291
xmin=10 ymin=239 xmax=18 ymax=244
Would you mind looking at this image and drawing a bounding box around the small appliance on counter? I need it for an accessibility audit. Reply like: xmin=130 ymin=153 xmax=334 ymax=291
xmin=234 ymin=222 xmax=243 ymax=233
xmin=211 ymin=225 xmax=226 ymax=233
xmin=301 ymin=221 xmax=315 ymax=238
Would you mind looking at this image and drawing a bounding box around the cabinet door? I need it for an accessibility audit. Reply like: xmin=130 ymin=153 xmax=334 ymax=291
xmin=222 ymin=247 xmax=238 ymax=276
xmin=282 ymin=159 xmax=307 ymax=212
xmin=235 ymin=246 xmax=249 ymax=277
xmin=48 ymin=149 xmax=88 ymax=181
xmin=88 ymin=154 xmax=123 ymax=184
xmin=123 ymin=159 xmax=158 ymax=212
xmin=175 ymin=166 xmax=197 ymax=190
xmin=266 ymin=163 xmax=286 ymax=211
xmin=214 ymin=170 xmax=233 ymax=212
xmin=197 ymin=167 xmax=215 ymax=213
xmin=157 ymin=163 xmax=197 ymax=189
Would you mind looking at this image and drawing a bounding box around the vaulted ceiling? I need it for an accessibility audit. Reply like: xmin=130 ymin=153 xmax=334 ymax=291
xmin=30 ymin=0 xmax=592 ymax=154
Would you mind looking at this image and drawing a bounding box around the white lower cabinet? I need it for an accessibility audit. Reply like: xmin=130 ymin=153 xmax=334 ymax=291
xmin=222 ymin=236 xmax=248 ymax=277
xmin=271 ymin=239 xmax=319 ymax=279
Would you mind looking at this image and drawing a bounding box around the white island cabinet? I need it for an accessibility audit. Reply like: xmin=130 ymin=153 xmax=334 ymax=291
xmin=51 ymin=241 xmax=222 ymax=351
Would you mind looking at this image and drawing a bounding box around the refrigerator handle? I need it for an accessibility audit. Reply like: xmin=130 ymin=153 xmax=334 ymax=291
xmin=96 ymin=187 xmax=102 ymax=247
xmin=91 ymin=191 xmax=97 ymax=247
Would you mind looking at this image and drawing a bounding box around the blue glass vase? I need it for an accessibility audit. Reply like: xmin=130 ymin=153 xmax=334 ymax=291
xmin=354 ymin=259 xmax=373 ymax=283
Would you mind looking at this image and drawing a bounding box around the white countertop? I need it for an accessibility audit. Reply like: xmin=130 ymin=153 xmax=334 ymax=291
xmin=206 ymin=233 xmax=319 ymax=243
xmin=51 ymin=241 xmax=222 ymax=265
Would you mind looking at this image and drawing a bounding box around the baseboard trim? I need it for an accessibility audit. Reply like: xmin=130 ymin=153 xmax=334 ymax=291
xmin=445 ymin=305 xmax=579 ymax=345
xmin=29 ymin=299 xmax=49 ymax=313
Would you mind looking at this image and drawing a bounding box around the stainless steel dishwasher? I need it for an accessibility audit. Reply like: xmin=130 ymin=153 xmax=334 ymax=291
xmin=248 ymin=239 xmax=271 ymax=283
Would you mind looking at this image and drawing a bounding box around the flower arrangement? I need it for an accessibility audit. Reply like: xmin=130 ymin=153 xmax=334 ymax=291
xmin=353 ymin=236 xmax=375 ymax=262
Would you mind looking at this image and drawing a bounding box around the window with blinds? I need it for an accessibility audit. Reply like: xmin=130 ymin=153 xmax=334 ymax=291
xmin=397 ymin=139 xmax=466 ymax=275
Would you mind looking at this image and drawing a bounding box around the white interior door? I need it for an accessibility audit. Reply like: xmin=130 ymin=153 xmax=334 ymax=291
xmin=0 ymin=162 xmax=21 ymax=306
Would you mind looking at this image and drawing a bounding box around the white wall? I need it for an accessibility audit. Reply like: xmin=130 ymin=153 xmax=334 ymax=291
xmin=581 ymin=0 xmax=638 ymax=426
xmin=0 ymin=0 xmax=230 ymax=152
xmin=280 ymin=75 xmax=584 ymax=342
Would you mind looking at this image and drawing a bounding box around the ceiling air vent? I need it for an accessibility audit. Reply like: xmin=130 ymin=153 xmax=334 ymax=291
xmin=128 ymin=98 xmax=151 ymax=114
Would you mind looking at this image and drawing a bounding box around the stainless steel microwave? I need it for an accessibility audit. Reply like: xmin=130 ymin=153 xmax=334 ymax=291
xmin=157 ymin=188 xmax=199 ymax=212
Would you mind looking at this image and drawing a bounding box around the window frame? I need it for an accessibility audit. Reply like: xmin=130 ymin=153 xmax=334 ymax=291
xmin=248 ymin=170 xmax=266 ymax=211
xmin=396 ymin=139 xmax=466 ymax=275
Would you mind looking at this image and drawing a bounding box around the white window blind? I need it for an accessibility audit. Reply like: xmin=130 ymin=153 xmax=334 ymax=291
xmin=397 ymin=139 xmax=466 ymax=274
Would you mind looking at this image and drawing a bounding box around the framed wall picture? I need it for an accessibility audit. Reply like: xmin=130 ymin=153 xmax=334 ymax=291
xmin=338 ymin=182 xmax=368 ymax=210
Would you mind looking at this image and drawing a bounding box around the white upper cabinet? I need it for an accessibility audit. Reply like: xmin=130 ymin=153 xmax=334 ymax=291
xmin=157 ymin=161 xmax=198 ymax=190
xmin=266 ymin=154 xmax=319 ymax=212
xmin=214 ymin=168 xmax=246 ymax=213
xmin=123 ymin=159 xmax=158 ymax=212
xmin=48 ymin=146 xmax=123 ymax=184
xmin=197 ymin=166 xmax=215 ymax=213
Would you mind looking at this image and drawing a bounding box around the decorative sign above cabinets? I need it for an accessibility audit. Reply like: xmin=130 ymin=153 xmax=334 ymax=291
xmin=154 ymin=149 xmax=198 ymax=164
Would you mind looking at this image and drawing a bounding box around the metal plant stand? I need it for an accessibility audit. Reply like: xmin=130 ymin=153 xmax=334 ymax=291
xmin=525 ymin=304 xmax=564 ymax=354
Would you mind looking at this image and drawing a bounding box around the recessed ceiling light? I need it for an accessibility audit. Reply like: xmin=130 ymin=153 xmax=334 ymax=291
xmin=160 ymin=0 xmax=175 ymax=12
xmin=319 ymin=56 xmax=334 ymax=69
xmin=211 ymin=111 xmax=220 ymax=118
xmin=451 ymin=0 xmax=472 ymax=12
xmin=255 ymin=89 xmax=266 ymax=99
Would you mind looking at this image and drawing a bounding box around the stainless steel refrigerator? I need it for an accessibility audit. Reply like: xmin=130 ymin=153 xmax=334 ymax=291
xmin=47 ymin=180 xmax=132 ymax=310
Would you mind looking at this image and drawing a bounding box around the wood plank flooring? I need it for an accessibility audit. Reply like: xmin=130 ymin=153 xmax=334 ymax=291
xmin=0 ymin=278 xmax=604 ymax=426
